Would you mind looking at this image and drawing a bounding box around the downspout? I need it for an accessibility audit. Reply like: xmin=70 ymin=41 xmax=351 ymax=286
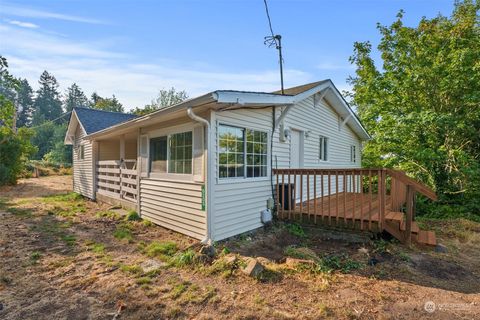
xmin=187 ymin=107 xmax=212 ymax=244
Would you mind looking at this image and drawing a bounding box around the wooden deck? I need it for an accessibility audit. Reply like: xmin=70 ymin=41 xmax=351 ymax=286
xmin=274 ymin=168 xmax=438 ymax=246
xmin=280 ymin=192 xmax=388 ymax=228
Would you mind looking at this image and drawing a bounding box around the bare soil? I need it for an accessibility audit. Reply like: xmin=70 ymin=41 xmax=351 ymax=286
xmin=0 ymin=175 xmax=479 ymax=319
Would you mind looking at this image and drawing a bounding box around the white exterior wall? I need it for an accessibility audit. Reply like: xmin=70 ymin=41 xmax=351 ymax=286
xmin=137 ymin=119 xmax=207 ymax=240
xmin=73 ymin=125 xmax=95 ymax=199
xmin=210 ymin=96 xmax=363 ymax=241
xmin=211 ymin=108 xmax=273 ymax=241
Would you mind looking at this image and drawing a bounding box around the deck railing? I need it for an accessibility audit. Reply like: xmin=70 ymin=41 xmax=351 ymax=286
xmin=273 ymin=168 xmax=437 ymax=244
xmin=97 ymin=159 xmax=138 ymax=203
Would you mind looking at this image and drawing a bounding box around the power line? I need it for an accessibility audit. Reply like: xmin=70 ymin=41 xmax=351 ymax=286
xmin=28 ymin=111 xmax=71 ymax=129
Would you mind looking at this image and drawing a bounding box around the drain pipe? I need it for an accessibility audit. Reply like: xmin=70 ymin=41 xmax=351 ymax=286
xmin=187 ymin=107 xmax=213 ymax=244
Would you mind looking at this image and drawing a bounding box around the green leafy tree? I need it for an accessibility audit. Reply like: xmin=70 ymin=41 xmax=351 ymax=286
xmin=43 ymin=124 xmax=72 ymax=164
xmin=348 ymin=1 xmax=480 ymax=216
xmin=32 ymin=71 xmax=63 ymax=125
xmin=64 ymin=83 xmax=89 ymax=112
xmin=16 ymin=79 xmax=34 ymax=127
xmin=91 ymin=93 xmax=124 ymax=112
xmin=0 ymin=57 xmax=36 ymax=185
xmin=131 ymin=87 xmax=188 ymax=116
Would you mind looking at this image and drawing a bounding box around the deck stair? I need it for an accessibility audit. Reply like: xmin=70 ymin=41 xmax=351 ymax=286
xmin=274 ymin=168 xmax=438 ymax=247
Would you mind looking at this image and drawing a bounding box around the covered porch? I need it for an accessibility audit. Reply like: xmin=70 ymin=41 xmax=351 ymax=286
xmin=95 ymin=131 xmax=138 ymax=209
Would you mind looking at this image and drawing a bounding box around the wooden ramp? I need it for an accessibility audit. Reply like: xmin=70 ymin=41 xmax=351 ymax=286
xmin=274 ymin=168 xmax=437 ymax=246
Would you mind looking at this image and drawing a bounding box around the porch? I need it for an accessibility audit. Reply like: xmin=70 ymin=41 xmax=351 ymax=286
xmin=274 ymin=168 xmax=438 ymax=246
xmin=95 ymin=133 xmax=138 ymax=209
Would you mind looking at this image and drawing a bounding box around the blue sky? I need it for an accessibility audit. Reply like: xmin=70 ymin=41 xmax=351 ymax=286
xmin=1 ymin=0 xmax=453 ymax=109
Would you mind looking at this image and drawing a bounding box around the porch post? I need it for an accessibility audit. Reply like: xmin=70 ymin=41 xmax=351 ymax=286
xmin=119 ymin=135 xmax=125 ymax=199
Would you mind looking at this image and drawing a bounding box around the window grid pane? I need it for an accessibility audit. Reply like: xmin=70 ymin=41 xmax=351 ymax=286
xmin=246 ymin=129 xmax=267 ymax=178
xmin=168 ymin=131 xmax=192 ymax=174
xmin=218 ymin=125 xmax=245 ymax=178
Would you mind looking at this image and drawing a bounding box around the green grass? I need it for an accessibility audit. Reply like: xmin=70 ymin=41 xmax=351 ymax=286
xmin=42 ymin=192 xmax=86 ymax=217
xmin=61 ymin=234 xmax=76 ymax=246
xmin=168 ymin=281 xmax=190 ymax=299
xmin=144 ymin=241 xmax=178 ymax=258
xmin=169 ymin=249 xmax=196 ymax=267
xmin=135 ymin=276 xmax=152 ymax=285
xmin=125 ymin=210 xmax=141 ymax=221
xmin=113 ymin=224 xmax=134 ymax=242
xmin=86 ymin=241 xmax=105 ymax=254
xmin=30 ymin=251 xmax=42 ymax=263
xmin=284 ymin=246 xmax=319 ymax=262
xmin=6 ymin=207 xmax=33 ymax=217
xmin=142 ymin=219 xmax=154 ymax=227
xmin=42 ymin=192 xmax=83 ymax=203
xmin=285 ymin=223 xmax=306 ymax=238
xmin=96 ymin=210 xmax=121 ymax=220
xmin=119 ymin=263 xmax=143 ymax=275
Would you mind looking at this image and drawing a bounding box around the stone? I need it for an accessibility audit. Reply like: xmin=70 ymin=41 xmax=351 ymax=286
xmin=224 ymin=255 xmax=237 ymax=265
xmin=358 ymin=247 xmax=369 ymax=255
xmin=256 ymin=256 xmax=272 ymax=265
xmin=242 ymin=258 xmax=264 ymax=277
xmin=285 ymin=257 xmax=316 ymax=267
xmin=199 ymin=245 xmax=216 ymax=258
xmin=140 ymin=259 xmax=165 ymax=273
xmin=435 ymin=243 xmax=448 ymax=253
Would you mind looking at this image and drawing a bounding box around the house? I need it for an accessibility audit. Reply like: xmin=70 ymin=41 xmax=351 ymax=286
xmin=65 ymin=80 xmax=437 ymax=245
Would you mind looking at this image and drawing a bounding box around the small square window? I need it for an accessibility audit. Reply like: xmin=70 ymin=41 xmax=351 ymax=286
xmin=77 ymin=145 xmax=85 ymax=161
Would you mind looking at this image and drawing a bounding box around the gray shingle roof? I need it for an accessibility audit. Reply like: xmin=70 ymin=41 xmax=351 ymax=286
xmin=73 ymin=107 xmax=137 ymax=135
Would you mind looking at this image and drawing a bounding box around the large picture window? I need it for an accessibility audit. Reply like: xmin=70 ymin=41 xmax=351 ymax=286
xmin=218 ymin=124 xmax=267 ymax=179
xmin=149 ymin=131 xmax=192 ymax=175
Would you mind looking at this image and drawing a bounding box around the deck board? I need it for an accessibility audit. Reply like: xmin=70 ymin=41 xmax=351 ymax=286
xmin=279 ymin=192 xmax=390 ymax=225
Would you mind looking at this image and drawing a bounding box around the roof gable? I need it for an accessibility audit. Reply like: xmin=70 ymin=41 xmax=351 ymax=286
xmin=64 ymin=107 xmax=137 ymax=144
xmin=74 ymin=107 xmax=137 ymax=135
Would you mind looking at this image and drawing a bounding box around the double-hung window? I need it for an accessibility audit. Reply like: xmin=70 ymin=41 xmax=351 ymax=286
xmin=77 ymin=145 xmax=85 ymax=161
xmin=319 ymin=136 xmax=328 ymax=161
xmin=149 ymin=131 xmax=192 ymax=175
xmin=218 ymin=124 xmax=268 ymax=179
xmin=350 ymin=145 xmax=356 ymax=163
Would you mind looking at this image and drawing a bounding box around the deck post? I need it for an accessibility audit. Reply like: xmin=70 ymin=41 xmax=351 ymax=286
xmin=405 ymin=185 xmax=414 ymax=246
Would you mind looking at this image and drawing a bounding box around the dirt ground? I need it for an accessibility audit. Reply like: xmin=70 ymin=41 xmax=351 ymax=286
xmin=0 ymin=176 xmax=479 ymax=319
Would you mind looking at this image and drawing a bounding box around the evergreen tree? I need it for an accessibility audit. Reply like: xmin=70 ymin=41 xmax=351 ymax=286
xmin=32 ymin=71 xmax=63 ymax=125
xmin=64 ymin=83 xmax=89 ymax=112
xmin=16 ymin=79 xmax=34 ymax=127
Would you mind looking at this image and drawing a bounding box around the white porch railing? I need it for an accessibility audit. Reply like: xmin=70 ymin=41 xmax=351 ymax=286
xmin=97 ymin=159 xmax=138 ymax=203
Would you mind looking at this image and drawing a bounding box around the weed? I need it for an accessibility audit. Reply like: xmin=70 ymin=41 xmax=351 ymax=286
xmin=144 ymin=241 xmax=178 ymax=259
xmin=221 ymin=247 xmax=231 ymax=255
xmin=373 ymin=239 xmax=390 ymax=253
xmin=113 ymin=224 xmax=133 ymax=242
xmin=142 ymin=219 xmax=154 ymax=227
xmin=168 ymin=281 xmax=190 ymax=299
xmin=285 ymin=223 xmax=306 ymax=238
xmin=61 ymin=234 xmax=76 ymax=246
xmin=284 ymin=246 xmax=319 ymax=262
xmin=253 ymin=293 xmax=265 ymax=305
xmin=169 ymin=249 xmax=196 ymax=267
xmin=398 ymin=251 xmax=411 ymax=262
xmin=120 ymin=263 xmax=143 ymax=275
xmin=0 ymin=197 xmax=10 ymax=210
xmin=87 ymin=242 xmax=105 ymax=255
xmin=136 ymin=276 xmax=152 ymax=285
xmin=319 ymin=254 xmax=364 ymax=273
xmin=30 ymin=251 xmax=42 ymax=263
xmin=7 ymin=207 xmax=32 ymax=217
xmin=96 ymin=210 xmax=120 ymax=220
xmin=125 ymin=210 xmax=141 ymax=221
xmin=42 ymin=192 xmax=83 ymax=202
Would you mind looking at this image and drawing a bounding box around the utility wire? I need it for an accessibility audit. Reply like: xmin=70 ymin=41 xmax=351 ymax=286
xmin=27 ymin=111 xmax=71 ymax=130
xmin=264 ymin=0 xmax=276 ymax=38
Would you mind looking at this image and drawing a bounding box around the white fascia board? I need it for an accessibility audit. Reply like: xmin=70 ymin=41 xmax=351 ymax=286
xmin=213 ymin=91 xmax=295 ymax=105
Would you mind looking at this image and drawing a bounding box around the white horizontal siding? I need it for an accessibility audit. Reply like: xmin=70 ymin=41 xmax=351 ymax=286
xmin=211 ymin=108 xmax=273 ymax=241
xmin=139 ymin=179 xmax=206 ymax=240
xmin=73 ymin=125 xmax=94 ymax=199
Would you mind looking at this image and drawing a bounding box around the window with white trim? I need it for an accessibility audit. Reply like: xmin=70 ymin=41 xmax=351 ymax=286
xmin=350 ymin=145 xmax=356 ymax=163
xmin=319 ymin=136 xmax=328 ymax=161
xmin=149 ymin=131 xmax=192 ymax=174
xmin=77 ymin=145 xmax=85 ymax=161
xmin=218 ymin=124 xmax=268 ymax=179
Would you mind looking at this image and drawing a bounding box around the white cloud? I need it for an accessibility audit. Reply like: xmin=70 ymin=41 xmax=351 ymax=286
xmin=1 ymin=24 xmax=313 ymax=109
xmin=5 ymin=19 xmax=39 ymax=29
xmin=1 ymin=3 xmax=105 ymax=24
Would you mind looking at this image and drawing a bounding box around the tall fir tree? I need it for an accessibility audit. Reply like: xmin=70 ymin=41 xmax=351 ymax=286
xmin=16 ymin=79 xmax=34 ymax=127
xmin=64 ymin=83 xmax=89 ymax=112
xmin=32 ymin=71 xmax=63 ymax=125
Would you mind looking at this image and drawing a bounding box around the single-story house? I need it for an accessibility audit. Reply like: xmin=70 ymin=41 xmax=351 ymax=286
xmin=65 ymin=80 xmax=437 ymax=245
